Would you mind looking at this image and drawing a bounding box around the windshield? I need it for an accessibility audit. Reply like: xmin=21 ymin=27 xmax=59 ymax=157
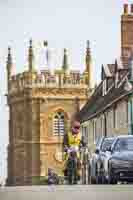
xmin=114 ymin=138 xmax=133 ymax=151
xmin=101 ymin=138 xmax=114 ymax=152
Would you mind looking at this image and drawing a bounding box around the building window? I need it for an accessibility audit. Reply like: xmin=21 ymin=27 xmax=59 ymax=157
xmin=53 ymin=112 xmax=65 ymax=135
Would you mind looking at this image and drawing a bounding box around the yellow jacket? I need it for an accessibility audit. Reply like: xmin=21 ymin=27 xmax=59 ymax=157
xmin=63 ymin=132 xmax=81 ymax=162
xmin=67 ymin=131 xmax=81 ymax=147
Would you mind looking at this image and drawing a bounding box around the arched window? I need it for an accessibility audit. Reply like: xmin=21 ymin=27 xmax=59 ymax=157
xmin=53 ymin=112 xmax=65 ymax=135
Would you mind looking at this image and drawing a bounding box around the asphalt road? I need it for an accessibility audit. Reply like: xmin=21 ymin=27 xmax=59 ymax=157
xmin=0 ymin=185 xmax=133 ymax=200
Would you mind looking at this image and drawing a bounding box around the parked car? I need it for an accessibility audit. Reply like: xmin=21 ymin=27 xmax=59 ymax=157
xmin=89 ymin=136 xmax=115 ymax=184
xmin=101 ymin=135 xmax=133 ymax=184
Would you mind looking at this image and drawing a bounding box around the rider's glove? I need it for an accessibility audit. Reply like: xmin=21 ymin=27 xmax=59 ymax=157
xmin=64 ymin=146 xmax=68 ymax=152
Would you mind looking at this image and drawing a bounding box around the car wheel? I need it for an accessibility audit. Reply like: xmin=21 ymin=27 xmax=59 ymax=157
xmin=108 ymin=175 xmax=117 ymax=184
xmin=108 ymin=165 xmax=117 ymax=184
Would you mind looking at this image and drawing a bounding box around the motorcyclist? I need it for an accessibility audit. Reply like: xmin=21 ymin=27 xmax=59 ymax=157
xmin=63 ymin=120 xmax=86 ymax=182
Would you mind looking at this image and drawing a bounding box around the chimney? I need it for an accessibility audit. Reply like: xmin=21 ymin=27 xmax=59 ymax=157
xmin=131 ymin=4 xmax=133 ymax=13
xmin=124 ymin=4 xmax=128 ymax=14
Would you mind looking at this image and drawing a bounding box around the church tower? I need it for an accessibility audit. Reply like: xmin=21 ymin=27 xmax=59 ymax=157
xmin=6 ymin=40 xmax=93 ymax=186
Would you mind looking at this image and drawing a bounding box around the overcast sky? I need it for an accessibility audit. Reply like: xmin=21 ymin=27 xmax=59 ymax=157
xmin=0 ymin=0 xmax=131 ymax=182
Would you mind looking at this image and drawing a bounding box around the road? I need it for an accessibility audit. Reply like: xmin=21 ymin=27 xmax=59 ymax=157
xmin=0 ymin=185 xmax=133 ymax=200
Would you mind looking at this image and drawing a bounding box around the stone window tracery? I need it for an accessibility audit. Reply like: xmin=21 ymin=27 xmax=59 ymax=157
xmin=53 ymin=112 xmax=65 ymax=135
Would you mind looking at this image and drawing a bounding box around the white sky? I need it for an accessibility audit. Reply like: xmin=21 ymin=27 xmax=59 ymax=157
xmin=0 ymin=0 xmax=132 ymax=182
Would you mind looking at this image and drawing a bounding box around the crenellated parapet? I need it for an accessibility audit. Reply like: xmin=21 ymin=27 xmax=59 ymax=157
xmin=7 ymin=40 xmax=93 ymax=95
xmin=8 ymin=69 xmax=88 ymax=94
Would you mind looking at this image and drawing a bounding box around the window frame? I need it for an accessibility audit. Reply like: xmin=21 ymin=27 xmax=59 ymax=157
xmin=53 ymin=112 xmax=65 ymax=136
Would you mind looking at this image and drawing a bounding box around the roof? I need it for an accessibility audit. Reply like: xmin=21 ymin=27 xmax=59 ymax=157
xmin=77 ymin=66 xmax=133 ymax=123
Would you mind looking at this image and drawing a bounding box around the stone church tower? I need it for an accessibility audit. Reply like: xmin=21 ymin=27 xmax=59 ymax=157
xmin=6 ymin=40 xmax=93 ymax=186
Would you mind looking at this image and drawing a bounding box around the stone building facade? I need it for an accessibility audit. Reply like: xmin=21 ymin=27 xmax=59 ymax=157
xmin=78 ymin=4 xmax=133 ymax=151
xmin=6 ymin=40 xmax=93 ymax=185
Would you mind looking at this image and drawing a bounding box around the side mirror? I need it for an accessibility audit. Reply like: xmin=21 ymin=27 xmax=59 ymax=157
xmin=95 ymin=149 xmax=100 ymax=154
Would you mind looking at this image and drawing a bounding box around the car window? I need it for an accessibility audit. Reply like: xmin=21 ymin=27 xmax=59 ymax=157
xmin=114 ymin=138 xmax=133 ymax=152
xmin=101 ymin=138 xmax=114 ymax=152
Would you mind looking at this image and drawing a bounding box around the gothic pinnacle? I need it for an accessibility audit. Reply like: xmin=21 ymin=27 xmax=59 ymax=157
xmin=28 ymin=39 xmax=35 ymax=71
xmin=85 ymin=40 xmax=92 ymax=86
xmin=7 ymin=46 xmax=12 ymax=77
xmin=7 ymin=46 xmax=12 ymax=67
xmin=86 ymin=40 xmax=91 ymax=62
xmin=44 ymin=40 xmax=48 ymax=47
xmin=6 ymin=46 xmax=13 ymax=90
xmin=115 ymin=59 xmax=118 ymax=73
xmin=62 ymin=48 xmax=68 ymax=72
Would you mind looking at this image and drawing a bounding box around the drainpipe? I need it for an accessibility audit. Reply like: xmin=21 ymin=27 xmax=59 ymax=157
xmin=104 ymin=113 xmax=107 ymax=137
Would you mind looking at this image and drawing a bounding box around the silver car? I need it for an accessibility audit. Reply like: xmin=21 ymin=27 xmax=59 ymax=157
xmin=89 ymin=136 xmax=115 ymax=184
xmin=102 ymin=135 xmax=133 ymax=184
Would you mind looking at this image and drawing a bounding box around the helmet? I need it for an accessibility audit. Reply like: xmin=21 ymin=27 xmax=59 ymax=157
xmin=71 ymin=121 xmax=80 ymax=134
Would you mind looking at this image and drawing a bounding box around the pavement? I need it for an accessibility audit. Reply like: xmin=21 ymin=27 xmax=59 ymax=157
xmin=0 ymin=185 xmax=133 ymax=200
